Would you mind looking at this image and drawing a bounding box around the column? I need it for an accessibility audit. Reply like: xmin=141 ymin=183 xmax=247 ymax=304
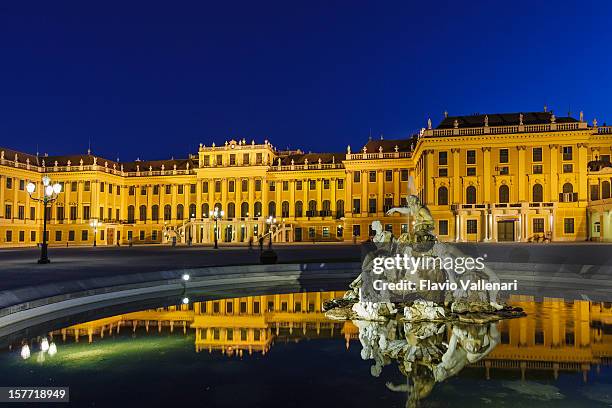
xmin=261 ymin=178 xmax=268 ymax=217
xmin=452 ymin=148 xmax=461 ymax=203
xmin=330 ymin=178 xmax=336 ymax=215
xmin=345 ymin=171 xmax=352 ymax=216
xmin=196 ymin=180 xmax=202 ymax=219
xmin=183 ymin=183 xmax=189 ymax=218
xmin=0 ymin=176 xmax=4 ymax=219
xmin=147 ymin=185 xmax=152 ymax=221
xmin=578 ymin=143 xmax=588 ymax=201
xmin=77 ymin=181 xmax=83 ymax=222
xmin=426 ymin=150 xmax=435 ymax=205
xmin=393 ymin=169 xmax=400 ymax=206
xmin=517 ymin=146 xmax=526 ymax=202
xmin=171 ymin=184 xmax=177 ymax=221
xmin=549 ymin=145 xmax=558 ymax=202
xmin=248 ymin=178 xmax=255 ymax=217
xmin=160 ymin=184 xmax=166 ymax=222
xmin=289 ymin=180 xmax=295 ymax=218
xmin=361 ymin=171 xmax=367 ymax=215
xmin=482 ymin=147 xmax=491 ymax=203
xmin=377 ymin=171 xmax=383 ymax=214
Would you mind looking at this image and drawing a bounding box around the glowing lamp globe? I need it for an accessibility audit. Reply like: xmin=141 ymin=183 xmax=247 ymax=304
xmin=45 ymin=186 xmax=54 ymax=196
xmin=26 ymin=182 xmax=36 ymax=194
xmin=53 ymin=183 xmax=62 ymax=194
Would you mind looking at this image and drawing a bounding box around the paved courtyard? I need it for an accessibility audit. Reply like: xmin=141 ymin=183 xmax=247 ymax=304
xmin=1 ymin=242 xmax=611 ymax=292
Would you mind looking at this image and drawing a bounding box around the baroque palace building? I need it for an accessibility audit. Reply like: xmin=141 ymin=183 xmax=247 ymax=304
xmin=2 ymin=108 xmax=612 ymax=247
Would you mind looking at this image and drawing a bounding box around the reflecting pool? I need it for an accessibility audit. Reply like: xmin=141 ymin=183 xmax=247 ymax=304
xmin=0 ymin=291 xmax=611 ymax=407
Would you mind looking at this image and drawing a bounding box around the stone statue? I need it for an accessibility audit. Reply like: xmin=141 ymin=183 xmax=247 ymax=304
xmin=386 ymin=195 xmax=435 ymax=252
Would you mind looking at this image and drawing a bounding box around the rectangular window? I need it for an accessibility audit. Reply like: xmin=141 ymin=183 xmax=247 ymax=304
xmin=57 ymin=206 xmax=64 ymax=222
xmin=438 ymin=220 xmax=449 ymax=235
xmin=322 ymin=227 xmax=330 ymax=238
xmin=591 ymin=185 xmax=600 ymax=201
xmin=353 ymin=198 xmax=361 ymax=213
xmin=353 ymin=171 xmax=361 ymax=183
xmin=71 ymin=181 xmax=77 ymax=192
xmin=533 ymin=147 xmax=542 ymax=162
xmin=178 ymin=185 xmax=184 ymax=194
xmin=19 ymin=230 xmax=24 ymax=242
xmin=152 ymin=230 xmax=158 ymax=241
xmin=228 ymin=180 xmax=235 ymax=193
xmin=229 ymin=154 xmax=236 ymax=166
xmin=308 ymin=227 xmax=316 ymax=239
xmin=30 ymin=231 xmax=36 ymax=242
xmin=369 ymin=171 xmax=376 ymax=182
xmin=499 ymin=166 xmax=509 ymax=175
xmin=215 ymin=180 xmax=221 ymax=192
xmin=499 ymin=149 xmax=509 ymax=163
xmin=55 ymin=231 xmax=62 ymax=242
xmin=439 ymin=151 xmax=448 ymax=166
xmin=19 ymin=179 xmax=25 ymax=190
xmin=243 ymin=153 xmax=250 ymax=164
xmin=203 ymin=155 xmax=210 ymax=166
xmin=18 ymin=205 xmax=24 ymax=220
xmin=216 ymin=154 xmax=223 ymax=166
xmin=564 ymin=218 xmax=575 ymax=234
xmin=83 ymin=206 xmax=90 ymax=220
xmin=309 ymin=180 xmax=316 ymax=190
xmin=563 ymin=164 xmax=573 ymax=173
xmin=269 ymin=181 xmax=275 ymax=191
xmin=352 ymin=224 xmax=361 ymax=237
xmin=109 ymin=184 xmax=113 ymax=194
xmin=438 ymin=168 xmax=448 ymax=177
xmin=255 ymin=179 xmax=262 ymax=191
xmin=533 ymin=164 xmax=543 ymax=174
xmin=6 ymin=230 xmax=12 ymax=242
xmin=129 ymin=186 xmax=135 ymax=195
xmin=296 ymin=180 xmax=302 ymax=190
xmin=368 ymin=198 xmax=377 ymax=214
xmin=153 ymin=185 xmax=159 ymax=195
xmin=84 ymin=181 xmax=90 ymax=191
xmin=337 ymin=179 xmax=344 ymax=189
xmin=467 ymin=150 xmax=476 ymax=165
xmin=533 ymin=218 xmax=544 ymax=233
xmin=141 ymin=186 xmax=147 ymax=195
xmin=100 ymin=182 xmax=105 ymax=192
xmin=400 ymin=169 xmax=409 ymax=181
xmin=4 ymin=204 xmax=11 ymax=219
xmin=467 ymin=167 xmax=476 ymax=176
xmin=202 ymin=181 xmax=208 ymax=193
xmin=81 ymin=230 xmax=88 ymax=241
xmin=466 ymin=219 xmax=477 ymax=234
xmin=68 ymin=230 xmax=75 ymax=241
xmin=562 ymin=146 xmax=573 ymax=161
xmin=30 ymin=206 xmax=35 ymax=220
xmin=242 ymin=179 xmax=248 ymax=192
xmin=70 ymin=206 xmax=77 ymax=220
xmin=6 ymin=177 xmax=12 ymax=189
xmin=190 ymin=184 xmax=196 ymax=194
xmin=385 ymin=170 xmax=393 ymax=182
xmin=323 ymin=179 xmax=329 ymax=189
xmin=601 ymin=154 xmax=611 ymax=163
xmin=139 ymin=230 xmax=145 ymax=240
xmin=283 ymin=180 xmax=289 ymax=191
xmin=165 ymin=185 xmax=171 ymax=194
xmin=256 ymin=153 xmax=263 ymax=164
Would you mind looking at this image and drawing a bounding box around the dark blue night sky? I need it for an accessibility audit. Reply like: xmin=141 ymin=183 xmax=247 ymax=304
xmin=1 ymin=1 xmax=611 ymax=161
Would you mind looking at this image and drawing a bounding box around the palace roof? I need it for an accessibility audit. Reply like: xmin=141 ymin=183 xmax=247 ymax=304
xmin=436 ymin=112 xmax=579 ymax=129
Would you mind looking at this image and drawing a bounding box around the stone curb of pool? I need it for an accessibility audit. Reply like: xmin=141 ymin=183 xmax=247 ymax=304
xmin=0 ymin=262 xmax=361 ymax=327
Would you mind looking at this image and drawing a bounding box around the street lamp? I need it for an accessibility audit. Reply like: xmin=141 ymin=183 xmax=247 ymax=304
xmin=261 ymin=215 xmax=278 ymax=264
xmin=26 ymin=176 xmax=62 ymax=264
xmin=89 ymin=218 xmax=102 ymax=247
xmin=266 ymin=216 xmax=277 ymax=249
xmin=210 ymin=207 xmax=224 ymax=249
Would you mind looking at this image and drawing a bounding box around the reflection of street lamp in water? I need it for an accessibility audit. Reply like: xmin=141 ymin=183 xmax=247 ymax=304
xmin=210 ymin=207 xmax=224 ymax=249
xmin=26 ymin=176 xmax=62 ymax=264
xmin=89 ymin=218 xmax=102 ymax=247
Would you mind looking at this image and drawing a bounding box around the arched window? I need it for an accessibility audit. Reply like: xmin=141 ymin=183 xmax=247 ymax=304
xmin=254 ymin=202 xmax=262 ymax=217
xmin=295 ymin=201 xmax=303 ymax=217
xmin=498 ymin=185 xmax=510 ymax=203
xmin=466 ymin=186 xmax=476 ymax=204
xmin=214 ymin=203 xmax=222 ymax=213
xmin=151 ymin=205 xmax=159 ymax=221
xmin=176 ymin=204 xmax=184 ymax=220
xmin=164 ymin=204 xmax=171 ymax=221
xmin=227 ymin=202 xmax=235 ymax=219
xmin=189 ymin=204 xmax=196 ymax=219
xmin=437 ymin=186 xmax=448 ymax=205
xmin=603 ymin=181 xmax=611 ymax=199
xmin=562 ymin=182 xmax=574 ymax=202
xmin=281 ymin=201 xmax=289 ymax=217
xmin=202 ymin=203 xmax=209 ymax=218
xmin=532 ymin=183 xmax=543 ymax=202
xmin=322 ymin=200 xmax=331 ymax=212
xmin=127 ymin=205 xmax=135 ymax=223
xmin=268 ymin=201 xmax=276 ymax=217
xmin=241 ymin=202 xmax=249 ymax=218
xmin=139 ymin=205 xmax=147 ymax=221
xmin=308 ymin=200 xmax=317 ymax=213
xmin=562 ymin=183 xmax=573 ymax=193
xmin=336 ymin=200 xmax=344 ymax=218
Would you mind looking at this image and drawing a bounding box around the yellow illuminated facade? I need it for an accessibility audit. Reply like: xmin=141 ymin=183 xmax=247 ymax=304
xmin=51 ymin=291 xmax=612 ymax=381
xmin=2 ymin=109 xmax=612 ymax=247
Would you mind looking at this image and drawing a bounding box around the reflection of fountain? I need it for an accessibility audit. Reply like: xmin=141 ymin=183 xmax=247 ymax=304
xmin=356 ymin=318 xmax=499 ymax=408
xmin=324 ymin=194 xmax=525 ymax=324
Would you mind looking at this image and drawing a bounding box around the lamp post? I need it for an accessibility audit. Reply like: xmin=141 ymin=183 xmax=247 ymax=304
xmin=90 ymin=218 xmax=102 ymax=247
xmin=26 ymin=176 xmax=62 ymax=264
xmin=210 ymin=207 xmax=224 ymax=249
xmin=266 ymin=215 xmax=277 ymax=249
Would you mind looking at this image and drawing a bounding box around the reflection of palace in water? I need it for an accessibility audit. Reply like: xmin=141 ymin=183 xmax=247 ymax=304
xmin=52 ymin=292 xmax=612 ymax=380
